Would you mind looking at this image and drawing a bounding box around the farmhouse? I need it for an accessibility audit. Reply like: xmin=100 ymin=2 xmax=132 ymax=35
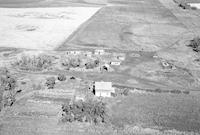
xmin=65 ymin=51 xmax=81 ymax=55
xmin=117 ymin=56 xmax=125 ymax=61
xmin=73 ymin=51 xmax=81 ymax=55
xmin=110 ymin=61 xmax=121 ymax=66
xmin=188 ymin=3 xmax=200 ymax=9
xmin=84 ymin=51 xmax=92 ymax=57
xmin=94 ymin=82 xmax=115 ymax=97
xmin=65 ymin=51 xmax=72 ymax=55
xmin=94 ymin=49 xmax=105 ymax=55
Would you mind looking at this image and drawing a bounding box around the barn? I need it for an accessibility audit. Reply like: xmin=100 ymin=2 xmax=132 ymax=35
xmin=94 ymin=82 xmax=115 ymax=97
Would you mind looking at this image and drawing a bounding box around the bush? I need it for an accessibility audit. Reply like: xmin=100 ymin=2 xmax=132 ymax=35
xmin=70 ymin=76 xmax=76 ymax=80
xmin=154 ymin=88 xmax=162 ymax=93
xmin=170 ymin=89 xmax=182 ymax=94
xmin=183 ymin=91 xmax=190 ymax=95
xmin=122 ymin=89 xmax=130 ymax=96
xmin=85 ymin=62 xmax=95 ymax=69
xmin=111 ymin=92 xmax=117 ymax=97
xmin=94 ymin=59 xmax=100 ymax=65
xmin=187 ymin=37 xmax=200 ymax=52
xmin=61 ymin=57 xmax=81 ymax=69
xmin=45 ymin=77 xmax=56 ymax=89
xmin=0 ymin=68 xmax=17 ymax=109
xmin=70 ymin=58 xmax=81 ymax=68
xmin=14 ymin=54 xmax=54 ymax=71
xmin=0 ymin=88 xmax=3 ymax=110
xmin=57 ymin=73 xmax=66 ymax=81
xmin=2 ymin=91 xmax=15 ymax=107
xmin=115 ymin=88 xmax=130 ymax=96
xmin=61 ymin=59 xmax=70 ymax=67
xmin=85 ymin=59 xmax=100 ymax=69
xmin=62 ymin=99 xmax=108 ymax=124
xmin=0 ymin=68 xmax=16 ymax=91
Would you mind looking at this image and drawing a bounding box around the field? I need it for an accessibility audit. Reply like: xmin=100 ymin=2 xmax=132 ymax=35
xmin=0 ymin=7 xmax=100 ymax=50
xmin=110 ymin=93 xmax=200 ymax=132
xmin=59 ymin=0 xmax=189 ymax=52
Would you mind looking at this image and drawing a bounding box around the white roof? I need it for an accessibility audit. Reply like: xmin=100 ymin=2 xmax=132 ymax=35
xmin=95 ymin=49 xmax=105 ymax=52
xmin=95 ymin=82 xmax=113 ymax=91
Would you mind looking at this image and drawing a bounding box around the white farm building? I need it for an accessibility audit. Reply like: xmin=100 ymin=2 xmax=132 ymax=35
xmin=94 ymin=82 xmax=115 ymax=97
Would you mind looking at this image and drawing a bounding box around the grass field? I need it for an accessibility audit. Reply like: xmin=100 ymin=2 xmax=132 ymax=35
xmin=58 ymin=0 xmax=188 ymax=52
xmin=110 ymin=93 xmax=200 ymax=132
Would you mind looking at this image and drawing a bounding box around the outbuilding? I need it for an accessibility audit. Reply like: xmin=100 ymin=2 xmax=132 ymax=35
xmin=84 ymin=51 xmax=92 ymax=57
xmin=110 ymin=61 xmax=121 ymax=66
xmin=94 ymin=49 xmax=105 ymax=55
xmin=117 ymin=56 xmax=125 ymax=61
xmin=94 ymin=82 xmax=115 ymax=97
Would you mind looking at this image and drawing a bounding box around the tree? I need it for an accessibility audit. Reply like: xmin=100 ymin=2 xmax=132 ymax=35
xmin=61 ymin=99 xmax=108 ymax=124
xmin=0 ymin=68 xmax=17 ymax=108
xmin=46 ymin=77 xmax=56 ymax=89
xmin=2 ymin=91 xmax=15 ymax=107
xmin=85 ymin=62 xmax=95 ymax=69
xmin=57 ymin=73 xmax=66 ymax=81
xmin=85 ymin=59 xmax=100 ymax=69
xmin=70 ymin=58 xmax=81 ymax=68
xmin=187 ymin=37 xmax=200 ymax=52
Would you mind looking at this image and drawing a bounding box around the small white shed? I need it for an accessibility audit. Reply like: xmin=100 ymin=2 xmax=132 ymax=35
xmin=110 ymin=61 xmax=121 ymax=66
xmin=94 ymin=82 xmax=115 ymax=97
xmin=94 ymin=49 xmax=105 ymax=55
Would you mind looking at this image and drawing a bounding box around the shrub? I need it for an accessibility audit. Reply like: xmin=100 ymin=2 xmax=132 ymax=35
xmin=183 ymin=91 xmax=190 ymax=95
xmin=70 ymin=76 xmax=76 ymax=80
xmin=57 ymin=73 xmax=66 ymax=81
xmin=70 ymin=58 xmax=81 ymax=68
xmin=61 ymin=57 xmax=81 ymax=69
xmin=115 ymin=88 xmax=130 ymax=96
xmin=0 ymin=88 xmax=3 ymax=110
xmin=191 ymin=6 xmax=197 ymax=10
xmin=154 ymin=88 xmax=162 ymax=93
xmin=170 ymin=89 xmax=182 ymax=94
xmin=0 ymin=68 xmax=16 ymax=91
xmin=85 ymin=59 xmax=100 ymax=69
xmin=111 ymin=92 xmax=117 ymax=97
xmin=85 ymin=62 xmax=95 ymax=69
xmin=122 ymin=89 xmax=130 ymax=96
xmin=0 ymin=68 xmax=17 ymax=109
xmin=61 ymin=59 xmax=70 ymax=67
xmin=21 ymin=81 xmax=26 ymax=85
xmin=62 ymin=99 xmax=108 ymax=124
xmin=94 ymin=59 xmax=100 ymax=65
xmin=14 ymin=54 xmax=54 ymax=71
xmin=45 ymin=77 xmax=56 ymax=89
xmin=187 ymin=37 xmax=200 ymax=52
xmin=2 ymin=91 xmax=15 ymax=107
